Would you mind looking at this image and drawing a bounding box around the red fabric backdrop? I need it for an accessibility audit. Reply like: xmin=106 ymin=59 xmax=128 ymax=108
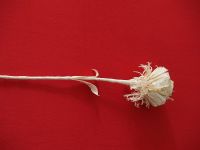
xmin=0 ymin=0 xmax=199 ymax=150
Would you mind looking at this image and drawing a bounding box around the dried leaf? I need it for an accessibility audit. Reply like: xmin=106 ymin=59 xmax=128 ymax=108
xmin=75 ymin=79 xmax=99 ymax=96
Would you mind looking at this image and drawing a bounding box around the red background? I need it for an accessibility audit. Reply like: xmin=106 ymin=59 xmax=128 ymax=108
xmin=0 ymin=0 xmax=199 ymax=150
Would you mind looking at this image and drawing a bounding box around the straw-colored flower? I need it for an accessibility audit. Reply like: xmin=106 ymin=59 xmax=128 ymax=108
xmin=0 ymin=62 xmax=174 ymax=108
xmin=125 ymin=62 xmax=174 ymax=108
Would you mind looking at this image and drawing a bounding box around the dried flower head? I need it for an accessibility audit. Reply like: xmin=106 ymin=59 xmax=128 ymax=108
xmin=125 ymin=62 xmax=174 ymax=108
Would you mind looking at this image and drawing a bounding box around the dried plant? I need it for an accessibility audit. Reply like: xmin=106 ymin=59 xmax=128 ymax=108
xmin=0 ymin=62 xmax=174 ymax=108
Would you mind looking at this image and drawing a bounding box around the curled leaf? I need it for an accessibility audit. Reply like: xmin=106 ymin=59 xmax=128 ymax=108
xmin=92 ymin=69 xmax=99 ymax=77
xmin=74 ymin=79 xmax=99 ymax=96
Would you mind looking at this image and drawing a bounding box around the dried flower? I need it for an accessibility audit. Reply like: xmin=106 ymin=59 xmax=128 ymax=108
xmin=0 ymin=62 xmax=174 ymax=108
xmin=125 ymin=62 xmax=174 ymax=108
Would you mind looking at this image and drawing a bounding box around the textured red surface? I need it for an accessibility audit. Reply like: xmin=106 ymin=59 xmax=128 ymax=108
xmin=0 ymin=0 xmax=199 ymax=150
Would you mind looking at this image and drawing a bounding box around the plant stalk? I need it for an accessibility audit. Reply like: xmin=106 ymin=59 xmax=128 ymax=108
xmin=0 ymin=75 xmax=130 ymax=85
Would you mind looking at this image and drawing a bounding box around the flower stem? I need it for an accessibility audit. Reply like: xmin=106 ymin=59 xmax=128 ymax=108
xmin=0 ymin=75 xmax=130 ymax=85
